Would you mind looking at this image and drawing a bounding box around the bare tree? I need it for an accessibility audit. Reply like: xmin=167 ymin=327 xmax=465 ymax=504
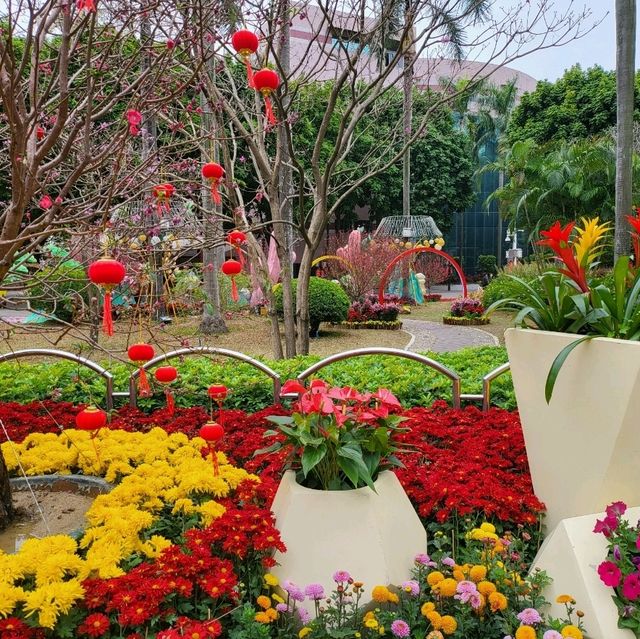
xmin=194 ymin=0 xmax=591 ymax=355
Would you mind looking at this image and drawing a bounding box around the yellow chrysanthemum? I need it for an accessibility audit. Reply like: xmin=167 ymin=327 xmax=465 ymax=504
xmin=561 ymin=626 xmax=583 ymax=639
xmin=488 ymin=591 xmax=508 ymax=612
xmin=556 ymin=594 xmax=576 ymax=604
xmin=372 ymin=585 xmax=390 ymax=602
xmin=257 ymin=595 xmax=271 ymax=609
xmin=421 ymin=601 xmax=436 ymax=616
xmin=365 ymin=618 xmax=379 ymax=629
xmin=440 ymin=615 xmax=457 ymax=635
xmin=264 ymin=573 xmax=279 ymax=587
xmin=480 ymin=522 xmax=496 ymax=534
xmin=469 ymin=565 xmax=487 ymax=582
xmin=299 ymin=628 xmax=312 ymax=638
xmin=477 ymin=581 xmax=497 ymax=596
xmin=515 ymin=626 xmax=536 ymax=639
xmin=426 ymin=610 xmax=442 ymax=630
xmin=433 ymin=578 xmax=457 ymax=597
xmin=426 ymin=571 xmax=445 ymax=586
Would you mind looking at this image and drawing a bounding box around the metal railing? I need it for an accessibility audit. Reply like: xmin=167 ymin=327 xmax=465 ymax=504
xmin=295 ymin=347 xmax=462 ymax=409
xmin=0 ymin=348 xmax=115 ymax=411
xmin=0 ymin=348 xmax=512 ymax=412
xmin=128 ymin=346 xmax=282 ymax=408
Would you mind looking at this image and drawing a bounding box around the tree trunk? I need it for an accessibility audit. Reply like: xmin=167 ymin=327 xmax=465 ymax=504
xmin=402 ymin=7 xmax=415 ymax=224
xmin=0 ymin=451 xmax=13 ymax=530
xmin=614 ymin=0 xmax=636 ymax=260
xmin=296 ymin=246 xmax=314 ymax=354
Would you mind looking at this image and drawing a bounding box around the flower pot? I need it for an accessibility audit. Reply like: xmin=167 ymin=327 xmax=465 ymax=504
xmin=270 ymin=470 xmax=426 ymax=609
xmin=505 ymin=328 xmax=640 ymax=532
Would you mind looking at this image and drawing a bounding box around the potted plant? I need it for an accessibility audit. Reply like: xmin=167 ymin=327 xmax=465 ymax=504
xmin=487 ymin=216 xmax=640 ymax=532
xmin=259 ymin=380 xmax=426 ymax=608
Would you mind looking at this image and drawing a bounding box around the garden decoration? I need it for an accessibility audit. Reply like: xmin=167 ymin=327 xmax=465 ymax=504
xmin=151 ymin=183 xmax=175 ymax=215
xmin=76 ymin=0 xmax=96 ymax=13
xmin=128 ymin=343 xmax=155 ymax=398
xmin=201 ymin=162 xmax=224 ymax=205
xmin=199 ymin=420 xmax=224 ymax=476
xmin=221 ymin=258 xmax=243 ymax=302
xmin=125 ymin=109 xmax=142 ymax=135
xmin=489 ymin=216 xmax=640 ymax=531
xmin=443 ymin=297 xmax=489 ymax=325
xmin=231 ymin=29 xmax=259 ymax=87
xmin=87 ymin=257 xmax=126 ymax=336
xmin=378 ymin=247 xmax=467 ymax=304
xmin=227 ymin=230 xmax=247 ymax=268
xmin=207 ymin=383 xmax=228 ymax=425
xmin=75 ymin=405 xmax=107 ymax=463
xmin=154 ymin=365 xmax=178 ymax=414
xmin=36 ymin=125 xmax=45 ymax=140
xmin=253 ymin=68 xmax=279 ymax=125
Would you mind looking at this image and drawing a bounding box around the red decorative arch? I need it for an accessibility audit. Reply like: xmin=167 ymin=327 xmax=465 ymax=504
xmin=378 ymin=247 xmax=467 ymax=304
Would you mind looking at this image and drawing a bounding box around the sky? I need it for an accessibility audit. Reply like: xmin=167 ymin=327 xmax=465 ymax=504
xmin=499 ymin=0 xmax=640 ymax=82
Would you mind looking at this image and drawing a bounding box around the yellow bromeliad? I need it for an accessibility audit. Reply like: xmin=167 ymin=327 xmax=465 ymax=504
xmin=574 ymin=217 xmax=611 ymax=267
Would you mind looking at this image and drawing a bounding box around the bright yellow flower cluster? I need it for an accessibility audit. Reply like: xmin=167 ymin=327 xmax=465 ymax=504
xmin=0 ymin=428 xmax=255 ymax=627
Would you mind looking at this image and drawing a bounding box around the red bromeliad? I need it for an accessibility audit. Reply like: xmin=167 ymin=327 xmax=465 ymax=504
xmin=537 ymin=221 xmax=589 ymax=292
xmin=627 ymin=207 xmax=640 ymax=265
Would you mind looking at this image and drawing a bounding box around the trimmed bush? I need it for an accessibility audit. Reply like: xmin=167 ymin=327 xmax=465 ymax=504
xmin=274 ymin=277 xmax=350 ymax=334
xmin=481 ymin=263 xmax=545 ymax=307
xmin=450 ymin=297 xmax=485 ymax=317
xmin=347 ymin=295 xmax=401 ymax=322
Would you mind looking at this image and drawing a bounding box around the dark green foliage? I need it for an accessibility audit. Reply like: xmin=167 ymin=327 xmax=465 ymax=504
xmin=274 ymin=277 xmax=350 ymax=333
xmin=507 ymin=65 xmax=640 ymax=145
xmin=477 ymin=254 xmax=497 ymax=275
xmin=482 ymin=264 xmax=544 ymax=307
xmin=0 ymin=345 xmax=513 ymax=410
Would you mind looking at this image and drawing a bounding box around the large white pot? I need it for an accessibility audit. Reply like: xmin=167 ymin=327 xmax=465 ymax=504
xmin=505 ymin=328 xmax=640 ymax=532
xmin=270 ymin=470 xmax=426 ymax=609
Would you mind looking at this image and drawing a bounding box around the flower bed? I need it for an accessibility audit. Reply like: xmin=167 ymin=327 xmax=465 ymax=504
xmin=442 ymin=316 xmax=490 ymax=326
xmin=339 ymin=320 xmax=403 ymax=330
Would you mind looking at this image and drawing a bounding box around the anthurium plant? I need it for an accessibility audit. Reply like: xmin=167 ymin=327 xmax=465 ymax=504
xmin=257 ymin=380 xmax=411 ymax=491
xmin=487 ymin=214 xmax=640 ymax=401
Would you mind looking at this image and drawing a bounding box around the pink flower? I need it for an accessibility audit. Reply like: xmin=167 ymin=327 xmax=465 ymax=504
xmin=543 ymin=632 xmax=563 ymax=639
xmin=594 ymin=514 xmax=618 ymax=537
xmin=401 ymin=580 xmax=420 ymax=596
xmin=598 ymin=561 xmax=622 ymax=587
xmin=280 ymin=379 xmax=307 ymax=396
xmin=39 ymin=195 xmax=53 ymax=209
xmin=636 ymin=535 xmax=640 ymax=551
xmin=622 ymin=572 xmax=640 ymax=601
xmin=390 ymin=620 xmax=410 ymax=638
xmin=606 ymin=501 xmax=627 ymax=518
xmin=332 ymin=570 xmax=351 ymax=583
xmin=372 ymin=388 xmax=401 ymax=409
xmin=517 ymin=608 xmax=542 ymax=625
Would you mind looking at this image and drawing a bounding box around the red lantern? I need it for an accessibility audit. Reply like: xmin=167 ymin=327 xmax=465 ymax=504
xmin=253 ymin=68 xmax=279 ymax=126
xmin=77 ymin=0 xmax=96 ymax=12
xmin=75 ymin=406 xmax=108 ymax=431
xmin=207 ymin=384 xmax=228 ymax=401
xmin=36 ymin=126 xmax=45 ymax=141
xmin=152 ymin=183 xmax=175 ymax=215
xmin=76 ymin=406 xmax=107 ymax=463
xmin=88 ymin=257 xmax=126 ymax=336
xmin=155 ymin=366 xmax=178 ymax=415
xmin=231 ymin=30 xmax=259 ymax=87
xmin=199 ymin=421 xmax=224 ymax=476
xmin=221 ymin=259 xmax=242 ymax=302
xmin=202 ymin=162 xmax=224 ymax=206
xmin=128 ymin=343 xmax=155 ymax=398
xmin=227 ymin=230 xmax=247 ymax=267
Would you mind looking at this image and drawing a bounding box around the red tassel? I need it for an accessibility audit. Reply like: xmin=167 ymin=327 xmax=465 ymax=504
xmin=138 ymin=367 xmax=152 ymax=398
xmin=208 ymin=444 xmax=219 ymax=476
xmin=264 ymin=96 xmax=276 ymax=125
xmin=210 ymin=180 xmax=221 ymax=206
xmin=231 ymin=277 xmax=239 ymax=302
xmin=102 ymin=291 xmax=114 ymax=336
xmin=165 ymin=388 xmax=175 ymax=415
xmin=244 ymin=57 xmax=255 ymax=88
xmin=235 ymin=246 xmax=245 ymax=269
xmin=90 ymin=431 xmax=101 ymax=465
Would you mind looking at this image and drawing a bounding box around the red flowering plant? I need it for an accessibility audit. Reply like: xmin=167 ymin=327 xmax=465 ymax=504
xmin=258 ymin=380 xmax=412 ymax=490
xmin=595 ymin=500 xmax=640 ymax=636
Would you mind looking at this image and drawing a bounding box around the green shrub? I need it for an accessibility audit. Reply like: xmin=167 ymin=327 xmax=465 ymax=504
xmin=0 ymin=345 xmax=513 ymax=410
xmin=477 ymin=254 xmax=497 ymax=275
xmin=274 ymin=277 xmax=350 ymax=334
xmin=481 ymin=262 xmax=545 ymax=307
xmin=31 ymin=264 xmax=90 ymax=322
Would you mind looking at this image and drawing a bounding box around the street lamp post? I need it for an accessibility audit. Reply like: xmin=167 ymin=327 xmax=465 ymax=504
xmin=505 ymin=227 xmax=523 ymax=265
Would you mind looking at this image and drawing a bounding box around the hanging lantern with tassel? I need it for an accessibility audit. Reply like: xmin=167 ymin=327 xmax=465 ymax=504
xmin=208 ymin=383 xmax=228 ymax=425
xmin=227 ymin=230 xmax=247 ymax=268
xmin=202 ymin=162 xmax=224 ymax=206
xmin=128 ymin=343 xmax=155 ymax=398
xmin=221 ymin=259 xmax=242 ymax=302
xmin=231 ymin=30 xmax=259 ymax=87
xmin=155 ymin=366 xmax=178 ymax=414
xmin=88 ymin=257 xmax=126 ymax=337
xmin=75 ymin=406 xmax=108 ymax=463
xmin=199 ymin=421 xmax=224 ymax=476
xmin=152 ymin=183 xmax=175 ymax=215
xmin=253 ymin=68 xmax=279 ymax=126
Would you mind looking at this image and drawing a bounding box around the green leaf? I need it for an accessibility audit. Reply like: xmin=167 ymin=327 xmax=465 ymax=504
xmin=301 ymin=445 xmax=327 ymax=477
xmin=253 ymin=441 xmax=283 ymax=456
xmin=337 ymin=456 xmax=360 ymax=488
xmin=338 ymin=446 xmax=376 ymax=491
xmin=545 ymin=335 xmax=594 ymax=403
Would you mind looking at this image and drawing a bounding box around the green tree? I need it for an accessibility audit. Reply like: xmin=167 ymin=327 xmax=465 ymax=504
xmin=507 ymin=65 xmax=640 ymax=145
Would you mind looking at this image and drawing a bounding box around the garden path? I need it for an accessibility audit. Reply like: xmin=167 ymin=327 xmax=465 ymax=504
xmin=401 ymin=318 xmax=499 ymax=353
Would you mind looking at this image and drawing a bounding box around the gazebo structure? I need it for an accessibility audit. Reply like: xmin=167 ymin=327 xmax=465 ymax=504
xmin=373 ymin=215 xmax=443 ymax=242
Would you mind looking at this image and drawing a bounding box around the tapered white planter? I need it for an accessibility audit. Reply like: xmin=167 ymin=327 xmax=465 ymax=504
xmin=270 ymin=470 xmax=426 ymax=609
xmin=531 ymin=507 xmax=640 ymax=639
xmin=505 ymin=328 xmax=640 ymax=532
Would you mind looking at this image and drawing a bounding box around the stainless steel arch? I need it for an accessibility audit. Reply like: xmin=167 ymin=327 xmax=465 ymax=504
xmin=0 ymin=349 xmax=114 ymax=411
xmin=481 ymin=362 xmax=511 ymax=412
xmin=295 ymin=347 xmax=461 ymax=409
xmin=128 ymin=346 xmax=282 ymax=407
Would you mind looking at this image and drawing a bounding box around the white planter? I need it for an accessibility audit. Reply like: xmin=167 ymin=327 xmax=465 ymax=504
xmin=505 ymin=328 xmax=640 ymax=532
xmin=270 ymin=470 xmax=426 ymax=609
xmin=531 ymin=507 xmax=640 ymax=639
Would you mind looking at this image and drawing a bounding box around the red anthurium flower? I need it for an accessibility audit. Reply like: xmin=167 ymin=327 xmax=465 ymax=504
xmin=309 ymin=379 xmax=328 ymax=392
xmin=327 ymin=386 xmax=363 ymax=402
xmin=299 ymin=390 xmax=334 ymax=415
xmin=372 ymin=388 xmax=401 ymax=409
xmin=537 ymin=221 xmax=588 ymax=292
xmin=281 ymin=379 xmax=307 ymax=396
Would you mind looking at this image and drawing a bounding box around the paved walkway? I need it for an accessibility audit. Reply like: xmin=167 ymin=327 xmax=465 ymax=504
xmin=401 ymin=318 xmax=498 ymax=353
